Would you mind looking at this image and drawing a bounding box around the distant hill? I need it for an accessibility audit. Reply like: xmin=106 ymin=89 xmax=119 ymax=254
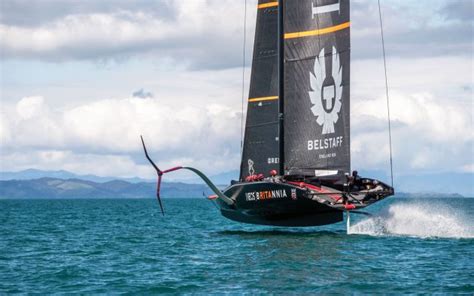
xmin=0 ymin=178 xmax=212 ymax=199
xmin=0 ymin=169 xmax=151 ymax=183
xmin=0 ymin=168 xmax=237 ymax=185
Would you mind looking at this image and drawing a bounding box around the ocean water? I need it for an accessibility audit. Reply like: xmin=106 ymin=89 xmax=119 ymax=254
xmin=1 ymin=197 xmax=473 ymax=294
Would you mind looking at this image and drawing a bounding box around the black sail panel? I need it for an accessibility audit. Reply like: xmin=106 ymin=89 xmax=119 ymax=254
xmin=240 ymin=1 xmax=280 ymax=180
xmin=283 ymin=0 xmax=350 ymax=176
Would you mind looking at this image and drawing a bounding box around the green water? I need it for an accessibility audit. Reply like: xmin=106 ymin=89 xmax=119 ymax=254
xmin=1 ymin=198 xmax=473 ymax=293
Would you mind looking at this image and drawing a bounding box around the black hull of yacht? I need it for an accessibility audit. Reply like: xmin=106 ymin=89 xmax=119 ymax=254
xmin=217 ymin=182 xmax=343 ymax=226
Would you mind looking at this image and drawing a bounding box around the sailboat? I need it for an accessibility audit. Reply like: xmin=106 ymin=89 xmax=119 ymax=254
xmin=141 ymin=0 xmax=394 ymax=226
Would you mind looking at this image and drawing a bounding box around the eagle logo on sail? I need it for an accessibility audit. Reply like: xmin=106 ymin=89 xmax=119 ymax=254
xmin=309 ymin=47 xmax=343 ymax=134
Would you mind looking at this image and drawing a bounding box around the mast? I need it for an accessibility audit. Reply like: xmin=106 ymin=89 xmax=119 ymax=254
xmin=278 ymin=0 xmax=285 ymax=176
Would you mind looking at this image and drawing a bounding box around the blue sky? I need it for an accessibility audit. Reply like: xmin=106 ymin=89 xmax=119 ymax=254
xmin=0 ymin=0 xmax=472 ymax=182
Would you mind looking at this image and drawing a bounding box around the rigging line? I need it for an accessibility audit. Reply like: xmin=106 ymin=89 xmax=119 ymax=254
xmin=240 ymin=0 xmax=247 ymax=154
xmin=377 ymin=0 xmax=394 ymax=188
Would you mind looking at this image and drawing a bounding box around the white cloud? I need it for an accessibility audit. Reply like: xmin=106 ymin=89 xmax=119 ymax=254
xmin=7 ymin=96 xmax=64 ymax=149
xmin=352 ymin=57 xmax=473 ymax=105
xmin=349 ymin=54 xmax=473 ymax=175
xmin=0 ymin=95 xmax=243 ymax=178
xmin=352 ymin=91 xmax=473 ymax=173
xmin=2 ymin=0 xmax=471 ymax=67
xmin=0 ymin=1 xmax=258 ymax=68
xmin=61 ymin=97 xmax=241 ymax=153
xmin=1 ymin=12 xmax=164 ymax=57
xmin=16 ymin=96 xmax=46 ymax=119
xmin=4 ymin=95 xmax=242 ymax=152
xmin=355 ymin=92 xmax=473 ymax=142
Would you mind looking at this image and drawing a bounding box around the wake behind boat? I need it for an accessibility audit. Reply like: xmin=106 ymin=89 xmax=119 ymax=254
xmin=142 ymin=0 xmax=394 ymax=227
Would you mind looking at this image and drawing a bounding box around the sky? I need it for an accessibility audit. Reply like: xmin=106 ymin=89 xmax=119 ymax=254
xmin=0 ymin=0 xmax=473 ymax=182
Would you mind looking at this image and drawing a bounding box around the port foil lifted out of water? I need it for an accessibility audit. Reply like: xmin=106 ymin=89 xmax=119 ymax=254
xmin=142 ymin=0 xmax=394 ymax=227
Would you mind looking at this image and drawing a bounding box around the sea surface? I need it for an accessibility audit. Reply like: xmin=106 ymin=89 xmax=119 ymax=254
xmin=1 ymin=197 xmax=473 ymax=294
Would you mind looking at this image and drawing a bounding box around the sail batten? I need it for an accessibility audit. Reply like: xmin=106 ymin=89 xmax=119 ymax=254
xmin=257 ymin=2 xmax=279 ymax=9
xmin=248 ymin=96 xmax=279 ymax=102
xmin=285 ymin=21 xmax=350 ymax=39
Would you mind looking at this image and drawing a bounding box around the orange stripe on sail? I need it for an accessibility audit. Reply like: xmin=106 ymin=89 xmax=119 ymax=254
xmin=257 ymin=2 xmax=278 ymax=9
xmin=248 ymin=96 xmax=279 ymax=102
xmin=284 ymin=22 xmax=350 ymax=39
